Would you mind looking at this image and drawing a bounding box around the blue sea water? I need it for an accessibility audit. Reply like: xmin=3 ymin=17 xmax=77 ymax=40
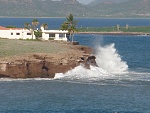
xmin=0 ymin=18 xmax=150 ymax=113
xmin=1 ymin=18 xmax=150 ymax=29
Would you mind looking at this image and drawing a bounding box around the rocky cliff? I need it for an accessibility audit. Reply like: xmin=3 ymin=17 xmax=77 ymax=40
xmin=0 ymin=42 xmax=94 ymax=78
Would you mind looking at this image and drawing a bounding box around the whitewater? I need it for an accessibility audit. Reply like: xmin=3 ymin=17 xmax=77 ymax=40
xmin=55 ymin=43 xmax=127 ymax=78
xmin=54 ymin=40 xmax=150 ymax=85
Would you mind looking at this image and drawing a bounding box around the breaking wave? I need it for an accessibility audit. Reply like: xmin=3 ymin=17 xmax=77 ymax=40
xmin=55 ymin=43 xmax=129 ymax=81
xmin=95 ymin=43 xmax=128 ymax=74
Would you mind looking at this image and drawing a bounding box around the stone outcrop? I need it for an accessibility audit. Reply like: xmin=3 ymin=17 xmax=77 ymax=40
xmin=0 ymin=44 xmax=96 ymax=78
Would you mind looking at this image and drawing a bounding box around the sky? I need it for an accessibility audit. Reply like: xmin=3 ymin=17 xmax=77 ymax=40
xmin=76 ymin=0 xmax=129 ymax=4
xmin=77 ymin=0 xmax=94 ymax=4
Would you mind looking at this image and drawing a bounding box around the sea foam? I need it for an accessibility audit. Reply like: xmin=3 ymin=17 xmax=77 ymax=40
xmin=95 ymin=43 xmax=128 ymax=74
xmin=55 ymin=43 xmax=128 ymax=80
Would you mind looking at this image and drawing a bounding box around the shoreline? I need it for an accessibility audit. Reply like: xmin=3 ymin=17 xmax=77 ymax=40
xmin=77 ymin=31 xmax=150 ymax=35
xmin=0 ymin=16 xmax=150 ymax=19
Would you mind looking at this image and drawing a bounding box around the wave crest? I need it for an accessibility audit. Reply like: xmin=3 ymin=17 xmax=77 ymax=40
xmin=95 ymin=43 xmax=128 ymax=74
xmin=55 ymin=43 xmax=128 ymax=81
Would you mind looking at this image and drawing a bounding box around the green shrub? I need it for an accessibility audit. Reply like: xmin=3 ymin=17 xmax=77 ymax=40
xmin=34 ymin=31 xmax=42 ymax=39
xmin=6 ymin=26 xmax=16 ymax=28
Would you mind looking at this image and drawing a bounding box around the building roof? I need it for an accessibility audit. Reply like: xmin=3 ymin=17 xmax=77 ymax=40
xmin=0 ymin=26 xmax=26 ymax=30
xmin=43 ymin=30 xmax=68 ymax=34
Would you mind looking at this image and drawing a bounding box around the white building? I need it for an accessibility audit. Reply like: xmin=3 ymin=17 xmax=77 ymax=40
xmin=0 ymin=26 xmax=35 ymax=40
xmin=41 ymin=27 xmax=68 ymax=41
xmin=0 ymin=26 xmax=69 ymax=41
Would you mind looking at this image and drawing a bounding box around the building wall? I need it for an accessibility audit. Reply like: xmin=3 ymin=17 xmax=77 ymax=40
xmin=42 ymin=32 xmax=67 ymax=41
xmin=54 ymin=34 xmax=67 ymax=41
xmin=0 ymin=27 xmax=68 ymax=41
xmin=41 ymin=27 xmax=68 ymax=41
xmin=0 ymin=29 xmax=35 ymax=39
xmin=42 ymin=32 xmax=49 ymax=40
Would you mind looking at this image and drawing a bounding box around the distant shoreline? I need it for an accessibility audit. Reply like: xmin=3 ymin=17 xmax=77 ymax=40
xmin=78 ymin=32 xmax=150 ymax=35
xmin=0 ymin=16 xmax=66 ymax=18
xmin=0 ymin=16 xmax=150 ymax=19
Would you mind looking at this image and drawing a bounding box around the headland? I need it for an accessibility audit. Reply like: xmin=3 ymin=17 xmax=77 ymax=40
xmin=0 ymin=39 xmax=93 ymax=78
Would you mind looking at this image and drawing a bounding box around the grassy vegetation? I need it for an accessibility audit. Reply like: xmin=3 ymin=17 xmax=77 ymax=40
xmin=78 ymin=26 xmax=150 ymax=33
xmin=0 ymin=39 xmax=69 ymax=58
xmin=120 ymin=26 xmax=150 ymax=33
xmin=78 ymin=27 xmax=115 ymax=32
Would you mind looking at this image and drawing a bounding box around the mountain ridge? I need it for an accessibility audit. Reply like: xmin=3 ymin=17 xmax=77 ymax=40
xmin=0 ymin=0 xmax=150 ymax=18
xmin=89 ymin=0 xmax=150 ymax=17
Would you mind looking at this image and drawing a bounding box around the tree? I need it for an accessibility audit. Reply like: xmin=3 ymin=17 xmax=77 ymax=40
xmin=24 ymin=19 xmax=39 ymax=40
xmin=61 ymin=14 xmax=78 ymax=42
xmin=24 ymin=22 xmax=31 ymax=29
xmin=30 ymin=19 xmax=39 ymax=39
xmin=34 ymin=31 xmax=42 ymax=39
xmin=41 ymin=23 xmax=48 ymax=30
xmin=61 ymin=22 xmax=68 ymax=30
xmin=32 ymin=19 xmax=39 ymax=30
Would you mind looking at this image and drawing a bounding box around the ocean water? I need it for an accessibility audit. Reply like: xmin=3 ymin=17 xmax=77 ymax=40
xmin=0 ymin=18 xmax=150 ymax=113
xmin=1 ymin=18 xmax=150 ymax=29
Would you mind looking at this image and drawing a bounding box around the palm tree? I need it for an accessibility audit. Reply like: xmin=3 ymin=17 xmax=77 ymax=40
xmin=61 ymin=14 xmax=78 ymax=42
xmin=30 ymin=19 xmax=39 ymax=39
xmin=61 ymin=22 xmax=70 ymax=41
xmin=68 ymin=25 xmax=77 ymax=42
xmin=32 ymin=19 xmax=39 ymax=30
xmin=41 ymin=23 xmax=48 ymax=30
xmin=24 ymin=22 xmax=34 ymax=39
xmin=61 ymin=22 xmax=68 ymax=30
xmin=24 ymin=22 xmax=31 ymax=29
xmin=67 ymin=14 xmax=78 ymax=42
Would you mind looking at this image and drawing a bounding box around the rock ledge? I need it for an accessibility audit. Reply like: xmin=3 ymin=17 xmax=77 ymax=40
xmin=0 ymin=43 xmax=94 ymax=78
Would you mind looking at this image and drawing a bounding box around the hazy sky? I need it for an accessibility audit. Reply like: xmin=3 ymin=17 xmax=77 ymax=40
xmin=77 ymin=0 xmax=129 ymax=4
xmin=77 ymin=0 xmax=94 ymax=4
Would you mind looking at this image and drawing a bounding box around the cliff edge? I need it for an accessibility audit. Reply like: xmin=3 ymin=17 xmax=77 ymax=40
xmin=0 ymin=39 xmax=94 ymax=78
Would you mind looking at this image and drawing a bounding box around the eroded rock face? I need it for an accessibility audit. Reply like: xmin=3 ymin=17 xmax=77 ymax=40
xmin=0 ymin=45 xmax=96 ymax=78
xmin=0 ymin=56 xmax=97 ymax=78
xmin=0 ymin=58 xmax=78 ymax=78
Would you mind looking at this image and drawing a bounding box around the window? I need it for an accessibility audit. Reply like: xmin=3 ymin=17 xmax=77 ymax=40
xmin=49 ymin=33 xmax=55 ymax=37
xmin=27 ymin=33 xmax=31 ymax=35
xmin=16 ymin=33 xmax=20 ymax=35
xmin=11 ymin=33 xmax=13 ymax=35
xmin=59 ymin=34 xmax=65 ymax=38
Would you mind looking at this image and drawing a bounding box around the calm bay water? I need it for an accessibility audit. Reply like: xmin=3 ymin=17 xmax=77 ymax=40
xmin=1 ymin=18 xmax=150 ymax=29
xmin=0 ymin=18 xmax=150 ymax=113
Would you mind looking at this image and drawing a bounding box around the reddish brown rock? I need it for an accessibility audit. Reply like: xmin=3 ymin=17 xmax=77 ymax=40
xmin=0 ymin=45 xmax=95 ymax=78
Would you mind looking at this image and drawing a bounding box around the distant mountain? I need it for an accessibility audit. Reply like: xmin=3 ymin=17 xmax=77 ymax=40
xmin=0 ymin=0 xmax=150 ymax=18
xmin=89 ymin=0 xmax=150 ymax=17
xmin=0 ymin=0 xmax=97 ymax=17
